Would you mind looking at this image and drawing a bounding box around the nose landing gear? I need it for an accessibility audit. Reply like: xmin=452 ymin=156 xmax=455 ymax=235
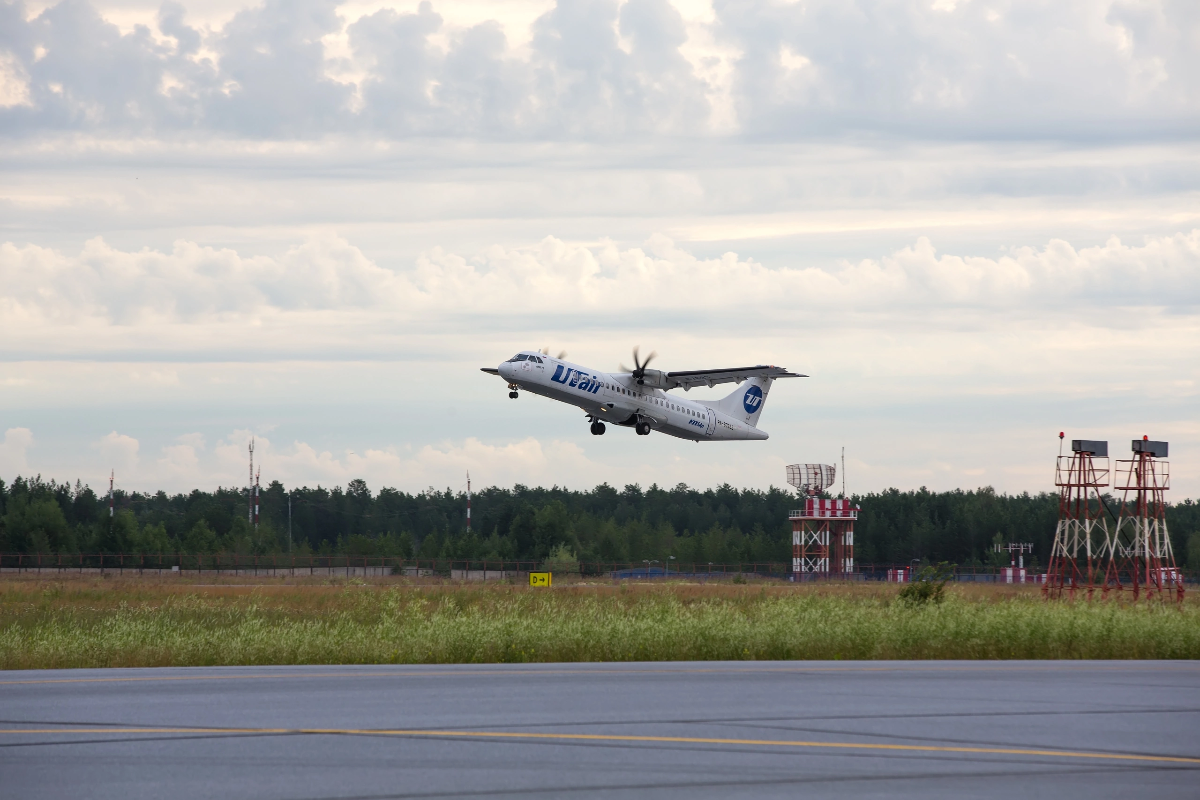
xmin=509 ymin=391 xmax=518 ymax=399
xmin=508 ymin=383 xmax=519 ymax=399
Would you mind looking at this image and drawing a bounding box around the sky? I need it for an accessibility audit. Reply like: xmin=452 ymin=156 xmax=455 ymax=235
xmin=1 ymin=0 xmax=1197 ymax=499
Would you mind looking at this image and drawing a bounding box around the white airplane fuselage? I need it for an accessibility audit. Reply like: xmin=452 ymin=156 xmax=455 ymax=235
xmin=497 ymin=354 xmax=769 ymax=441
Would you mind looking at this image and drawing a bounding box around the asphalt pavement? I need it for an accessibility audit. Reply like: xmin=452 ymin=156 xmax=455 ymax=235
xmin=1 ymin=661 xmax=1197 ymax=799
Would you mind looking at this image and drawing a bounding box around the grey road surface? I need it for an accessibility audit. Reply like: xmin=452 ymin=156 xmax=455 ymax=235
xmin=1 ymin=661 xmax=1197 ymax=799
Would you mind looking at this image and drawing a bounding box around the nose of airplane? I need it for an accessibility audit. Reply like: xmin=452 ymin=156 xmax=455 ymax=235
xmin=498 ymin=362 xmax=512 ymax=379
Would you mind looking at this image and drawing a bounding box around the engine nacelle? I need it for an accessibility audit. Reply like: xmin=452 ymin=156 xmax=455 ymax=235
xmin=638 ymin=368 xmax=669 ymax=388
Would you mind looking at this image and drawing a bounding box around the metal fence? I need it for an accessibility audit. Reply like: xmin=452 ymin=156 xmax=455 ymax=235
xmin=0 ymin=553 xmax=785 ymax=578
xmin=5 ymin=553 xmax=1194 ymax=582
xmin=1 ymin=553 xmax=1195 ymax=583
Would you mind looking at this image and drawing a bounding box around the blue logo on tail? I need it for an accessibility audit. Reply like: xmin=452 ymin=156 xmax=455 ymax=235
xmin=743 ymin=385 xmax=764 ymax=414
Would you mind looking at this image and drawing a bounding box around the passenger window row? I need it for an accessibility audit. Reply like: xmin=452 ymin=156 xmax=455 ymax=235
xmin=603 ymin=384 xmax=700 ymax=418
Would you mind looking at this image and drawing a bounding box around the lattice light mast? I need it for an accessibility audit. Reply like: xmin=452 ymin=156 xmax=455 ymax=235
xmin=786 ymin=464 xmax=856 ymax=577
xmin=1045 ymin=435 xmax=1110 ymax=600
xmin=1103 ymin=438 xmax=1182 ymax=603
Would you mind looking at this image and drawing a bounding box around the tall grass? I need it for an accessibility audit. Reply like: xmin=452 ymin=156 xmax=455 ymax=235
xmin=2 ymin=580 xmax=1197 ymax=669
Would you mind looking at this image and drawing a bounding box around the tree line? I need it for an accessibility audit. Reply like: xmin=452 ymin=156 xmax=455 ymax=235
xmin=1 ymin=475 xmax=1197 ymax=569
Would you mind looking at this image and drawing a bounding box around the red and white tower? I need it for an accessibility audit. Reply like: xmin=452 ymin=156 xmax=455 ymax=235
xmin=248 ymin=439 xmax=255 ymax=527
xmin=1045 ymin=435 xmax=1110 ymax=600
xmin=253 ymin=465 xmax=260 ymax=531
xmin=996 ymin=542 xmax=1034 ymax=584
xmin=1102 ymin=438 xmax=1182 ymax=603
xmin=786 ymin=464 xmax=856 ymax=577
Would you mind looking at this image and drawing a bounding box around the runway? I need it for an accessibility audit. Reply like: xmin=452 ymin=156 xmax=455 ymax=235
xmin=2 ymin=661 xmax=1197 ymax=799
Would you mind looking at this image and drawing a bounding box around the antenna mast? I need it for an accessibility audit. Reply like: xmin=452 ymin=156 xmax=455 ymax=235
xmin=108 ymin=470 xmax=114 ymax=518
xmin=841 ymin=447 xmax=846 ymax=497
xmin=248 ymin=439 xmax=255 ymax=527
xmin=254 ymin=464 xmax=261 ymax=531
xmin=466 ymin=471 xmax=472 ymax=533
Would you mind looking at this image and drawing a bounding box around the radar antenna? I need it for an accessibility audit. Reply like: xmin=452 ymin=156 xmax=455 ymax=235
xmin=785 ymin=463 xmax=836 ymax=497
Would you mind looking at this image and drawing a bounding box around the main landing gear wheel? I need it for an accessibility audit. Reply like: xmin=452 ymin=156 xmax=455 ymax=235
xmin=590 ymin=421 xmax=606 ymax=435
xmin=635 ymin=422 xmax=651 ymax=436
xmin=508 ymin=391 xmax=518 ymax=399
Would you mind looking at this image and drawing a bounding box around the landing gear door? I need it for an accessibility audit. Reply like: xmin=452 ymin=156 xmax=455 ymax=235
xmin=705 ymin=407 xmax=716 ymax=437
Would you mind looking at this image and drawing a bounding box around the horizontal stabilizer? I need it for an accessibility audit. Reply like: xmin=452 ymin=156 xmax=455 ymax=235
xmin=665 ymin=365 xmax=804 ymax=391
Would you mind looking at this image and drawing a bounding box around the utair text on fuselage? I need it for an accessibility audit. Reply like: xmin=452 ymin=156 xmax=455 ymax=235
xmin=481 ymin=348 xmax=805 ymax=441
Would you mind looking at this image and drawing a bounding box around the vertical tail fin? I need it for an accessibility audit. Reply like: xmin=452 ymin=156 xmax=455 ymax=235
xmin=717 ymin=377 xmax=773 ymax=428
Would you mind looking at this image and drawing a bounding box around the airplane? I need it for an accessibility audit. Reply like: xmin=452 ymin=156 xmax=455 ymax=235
xmin=481 ymin=347 xmax=805 ymax=441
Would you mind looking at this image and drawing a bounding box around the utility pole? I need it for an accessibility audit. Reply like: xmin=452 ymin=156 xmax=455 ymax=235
xmin=466 ymin=471 xmax=471 ymax=533
xmin=288 ymin=491 xmax=293 ymax=553
xmin=108 ymin=470 xmax=114 ymax=518
xmin=841 ymin=447 xmax=846 ymax=498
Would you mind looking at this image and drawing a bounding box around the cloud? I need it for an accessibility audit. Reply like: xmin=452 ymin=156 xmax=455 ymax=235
xmin=0 ymin=234 xmax=399 ymax=323
xmin=2 ymin=230 xmax=1197 ymax=335
xmin=0 ymin=427 xmax=34 ymax=478
xmin=720 ymin=0 xmax=1200 ymax=138
xmin=157 ymin=442 xmax=200 ymax=479
xmin=283 ymin=436 xmax=595 ymax=490
xmin=93 ymin=430 xmax=139 ymax=473
xmin=62 ymin=426 xmax=600 ymax=493
xmin=0 ymin=0 xmax=1196 ymax=139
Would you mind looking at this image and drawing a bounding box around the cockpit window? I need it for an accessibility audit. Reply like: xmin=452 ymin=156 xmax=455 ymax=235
xmin=507 ymin=354 xmax=529 ymax=362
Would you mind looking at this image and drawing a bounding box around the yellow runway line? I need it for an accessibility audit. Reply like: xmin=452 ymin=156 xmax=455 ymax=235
xmin=1 ymin=726 xmax=1198 ymax=766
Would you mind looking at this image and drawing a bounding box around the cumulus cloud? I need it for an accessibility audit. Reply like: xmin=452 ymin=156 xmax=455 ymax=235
xmin=282 ymin=436 xmax=596 ymax=490
xmin=2 ymin=230 xmax=1197 ymax=333
xmin=0 ymin=427 xmax=34 ymax=477
xmin=720 ymin=0 xmax=1200 ymax=137
xmin=0 ymin=235 xmax=399 ymax=323
xmin=93 ymin=430 xmax=139 ymax=473
xmin=0 ymin=0 xmax=1196 ymax=139
xmin=85 ymin=427 xmax=600 ymax=493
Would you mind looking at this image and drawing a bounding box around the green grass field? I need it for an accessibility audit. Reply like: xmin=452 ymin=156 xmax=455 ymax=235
xmin=2 ymin=577 xmax=1197 ymax=669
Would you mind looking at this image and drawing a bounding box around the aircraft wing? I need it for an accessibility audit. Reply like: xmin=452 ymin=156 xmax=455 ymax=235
xmin=664 ymin=365 xmax=805 ymax=390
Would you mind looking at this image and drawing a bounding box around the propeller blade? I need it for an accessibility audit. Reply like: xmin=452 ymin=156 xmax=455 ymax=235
xmin=541 ymin=346 xmax=550 ymax=355
xmin=630 ymin=346 xmax=658 ymax=384
xmin=556 ymin=350 xmax=567 ymax=360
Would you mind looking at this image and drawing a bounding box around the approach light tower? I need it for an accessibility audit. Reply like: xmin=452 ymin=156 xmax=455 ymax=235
xmin=1045 ymin=435 xmax=1111 ymax=600
xmin=786 ymin=464 xmax=856 ymax=578
xmin=994 ymin=542 xmax=1035 ymax=584
xmin=1102 ymin=437 xmax=1182 ymax=603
